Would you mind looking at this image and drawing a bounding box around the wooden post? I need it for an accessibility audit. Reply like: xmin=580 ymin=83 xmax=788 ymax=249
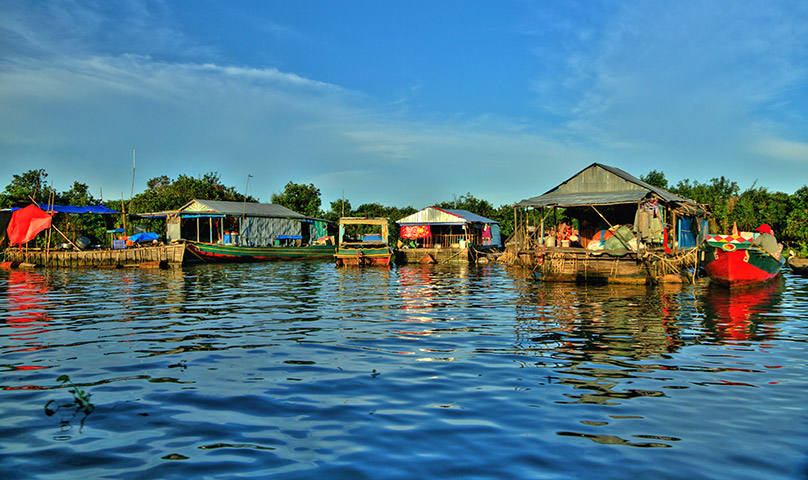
xmin=121 ymin=192 xmax=128 ymax=234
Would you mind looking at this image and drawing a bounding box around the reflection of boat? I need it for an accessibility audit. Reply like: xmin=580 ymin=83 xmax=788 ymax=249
xmin=334 ymin=217 xmax=393 ymax=267
xmin=786 ymin=255 xmax=808 ymax=276
xmin=701 ymin=234 xmax=782 ymax=288
xmin=185 ymin=240 xmax=335 ymax=263
xmin=701 ymin=279 xmax=782 ymax=341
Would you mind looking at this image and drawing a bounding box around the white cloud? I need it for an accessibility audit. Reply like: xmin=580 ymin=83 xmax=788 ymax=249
xmin=754 ymin=138 xmax=808 ymax=163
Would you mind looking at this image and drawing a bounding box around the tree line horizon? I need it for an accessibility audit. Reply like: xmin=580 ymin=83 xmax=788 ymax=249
xmin=4 ymin=168 xmax=808 ymax=254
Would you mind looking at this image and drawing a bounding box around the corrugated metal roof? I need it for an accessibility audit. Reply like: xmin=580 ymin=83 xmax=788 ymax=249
xmin=516 ymin=190 xmax=651 ymax=207
xmin=396 ymin=207 xmax=498 ymax=225
xmin=179 ymin=200 xmax=307 ymax=219
xmin=517 ymin=163 xmax=697 ymax=207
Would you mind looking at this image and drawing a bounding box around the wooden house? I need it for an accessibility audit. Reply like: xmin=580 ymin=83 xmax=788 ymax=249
xmin=166 ymin=199 xmax=331 ymax=247
xmin=395 ymin=207 xmax=501 ymax=264
xmin=509 ymin=163 xmax=708 ymax=284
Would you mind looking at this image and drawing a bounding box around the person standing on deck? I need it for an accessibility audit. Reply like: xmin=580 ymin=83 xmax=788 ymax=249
xmin=482 ymin=224 xmax=492 ymax=246
xmin=753 ymin=224 xmax=781 ymax=259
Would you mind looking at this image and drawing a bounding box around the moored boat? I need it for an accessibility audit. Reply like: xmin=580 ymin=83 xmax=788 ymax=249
xmin=701 ymin=233 xmax=782 ymax=287
xmin=334 ymin=217 xmax=393 ymax=267
xmin=786 ymin=254 xmax=808 ymax=276
xmin=185 ymin=240 xmax=335 ymax=263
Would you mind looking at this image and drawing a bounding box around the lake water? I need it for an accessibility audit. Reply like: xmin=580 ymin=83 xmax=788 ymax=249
xmin=1 ymin=261 xmax=807 ymax=479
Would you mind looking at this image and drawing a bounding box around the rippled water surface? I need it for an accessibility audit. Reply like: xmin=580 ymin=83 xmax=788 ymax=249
xmin=1 ymin=262 xmax=807 ymax=479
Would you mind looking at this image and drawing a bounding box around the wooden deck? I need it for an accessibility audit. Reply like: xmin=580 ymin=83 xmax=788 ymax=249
xmin=511 ymin=246 xmax=696 ymax=284
xmin=395 ymin=246 xmax=470 ymax=265
xmin=2 ymin=243 xmax=186 ymax=269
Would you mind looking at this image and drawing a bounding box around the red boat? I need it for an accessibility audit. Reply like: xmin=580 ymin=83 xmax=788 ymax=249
xmin=701 ymin=234 xmax=783 ymax=288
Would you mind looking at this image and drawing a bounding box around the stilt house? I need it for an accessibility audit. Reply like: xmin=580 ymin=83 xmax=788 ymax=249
xmin=511 ymin=163 xmax=708 ymax=283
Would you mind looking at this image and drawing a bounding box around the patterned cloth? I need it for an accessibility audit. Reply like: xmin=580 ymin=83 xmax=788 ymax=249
xmin=401 ymin=225 xmax=431 ymax=239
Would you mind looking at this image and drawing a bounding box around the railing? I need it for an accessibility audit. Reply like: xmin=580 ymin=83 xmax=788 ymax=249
xmin=434 ymin=234 xmax=481 ymax=247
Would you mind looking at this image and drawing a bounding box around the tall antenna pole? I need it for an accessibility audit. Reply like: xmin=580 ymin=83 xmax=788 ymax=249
xmin=129 ymin=148 xmax=135 ymax=212
xmin=242 ymin=174 xmax=252 ymax=246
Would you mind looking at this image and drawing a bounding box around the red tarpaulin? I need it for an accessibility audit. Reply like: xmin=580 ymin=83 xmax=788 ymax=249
xmin=401 ymin=225 xmax=431 ymax=239
xmin=7 ymin=205 xmax=52 ymax=245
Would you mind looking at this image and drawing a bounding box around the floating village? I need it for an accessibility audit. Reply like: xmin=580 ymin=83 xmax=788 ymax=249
xmin=0 ymin=162 xmax=798 ymax=289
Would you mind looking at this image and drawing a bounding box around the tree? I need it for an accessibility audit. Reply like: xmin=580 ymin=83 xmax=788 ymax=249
xmin=436 ymin=193 xmax=496 ymax=220
xmin=271 ymin=182 xmax=321 ymax=217
xmin=672 ymin=177 xmax=739 ymax=234
xmin=62 ymin=182 xmax=96 ymax=207
xmin=641 ymin=170 xmax=669 ymax=190
xmin=131 ymin=173 xmax=254 ymax=214
xmin=0 ymin=169 xmax=49 ymax=207
xmin=784 ymin=186 xmax=808 ymax=254
xmin=326 ymin=198 xmax=352 ymax=222
xmin=729 ymin=185 xmax=788 ymax=235
xmin=147 ymin=175 xmax=171 ymax=191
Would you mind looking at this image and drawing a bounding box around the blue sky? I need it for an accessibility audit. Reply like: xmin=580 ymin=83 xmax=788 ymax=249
xmin=1 ymin=1 xmax=807 ymax=210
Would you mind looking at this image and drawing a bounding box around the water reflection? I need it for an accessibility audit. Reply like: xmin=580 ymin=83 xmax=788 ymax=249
xmin=698 ymin=277 xmax=785 ymax=342
xmin=0 ymin=264 xmax=804 ymax=477
xmin=513 ymin=282 xmax=688 ymax=363
xmin=3 ymin=270 xmax=53 ymax=354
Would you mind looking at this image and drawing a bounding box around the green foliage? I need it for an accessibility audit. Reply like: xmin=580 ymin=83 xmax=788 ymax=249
xmin=61 ymin=182 xmax=96 ymax=207
xmin=270 ymin=181 xmax=322 ymax=218
xmin=325 ymin=198 xmax=352 ymax=222
xmin=436 ymin=193 xmax=496 ymax=220
xmin=641 ymin=170 xmax=669 ymax=190
xmin=671 ymin=176 xmax=739 ymax=234
xmin=44 ymin=374 xmax=95 ymax=432
xmin=0 ymin=169 xmax=49 ymax=208
xmin=784 ymin=186 xmax=808 ymax=254
xmin=131 ymin=172 xmax=253 ymax=214
xmin=729 ymin=185 xmax=788 ymax=235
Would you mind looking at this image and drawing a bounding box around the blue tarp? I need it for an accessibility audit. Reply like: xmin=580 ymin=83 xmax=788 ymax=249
xmin=13 ymin=204 xmax=121 ymax=214
xmin=129 ymin=232 xmax=159 ymax=242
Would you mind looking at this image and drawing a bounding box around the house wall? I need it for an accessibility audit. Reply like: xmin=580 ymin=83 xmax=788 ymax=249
xmin=557 ymin=165 xmax=640 ymax=195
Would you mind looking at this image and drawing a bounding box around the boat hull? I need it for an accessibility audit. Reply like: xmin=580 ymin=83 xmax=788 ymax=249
xmin=787 ymin=256 xmax=808 ymax=276
xmin=186 ymin=241 xmax=336 ymax=263
xmin=701 ymin=239 xmax=781 ymax=288
xmin=334 ymin=247 xmax=393 ymax=267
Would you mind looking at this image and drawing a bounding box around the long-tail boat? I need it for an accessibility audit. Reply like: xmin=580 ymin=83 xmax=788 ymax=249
xmin=185 ymin=239 xmax=335 ymax=263
xmin=700 ymin=233 xmax=783 ymax=287
xmin=334 ymin=217 xmax=393 ymax=267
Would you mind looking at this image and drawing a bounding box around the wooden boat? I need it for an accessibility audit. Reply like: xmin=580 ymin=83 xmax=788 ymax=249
xmin=786 ymin=254 xmax=808 ymax=276
xmin=334 ymin=217 xmax=393 ymax=267
xmin=185 ymin=240 xmax=336 ymax=263
xmin=701 ymin=234 xmax=782 ymax=288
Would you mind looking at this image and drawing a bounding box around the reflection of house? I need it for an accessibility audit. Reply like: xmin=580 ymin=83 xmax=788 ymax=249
xmin=510 ymin=163 xmax=709 ymax=284
xmin=394 ymin=207 xmax=501 ymax=265
xmin=167 ymin=200 xmax=330 ymax=246
xmin=396 ymin=207 xmax=501 ymax=248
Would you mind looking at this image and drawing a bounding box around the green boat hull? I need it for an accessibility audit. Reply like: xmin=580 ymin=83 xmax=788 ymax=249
xmin=186 ymin=241 xmax=336 ymax=263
